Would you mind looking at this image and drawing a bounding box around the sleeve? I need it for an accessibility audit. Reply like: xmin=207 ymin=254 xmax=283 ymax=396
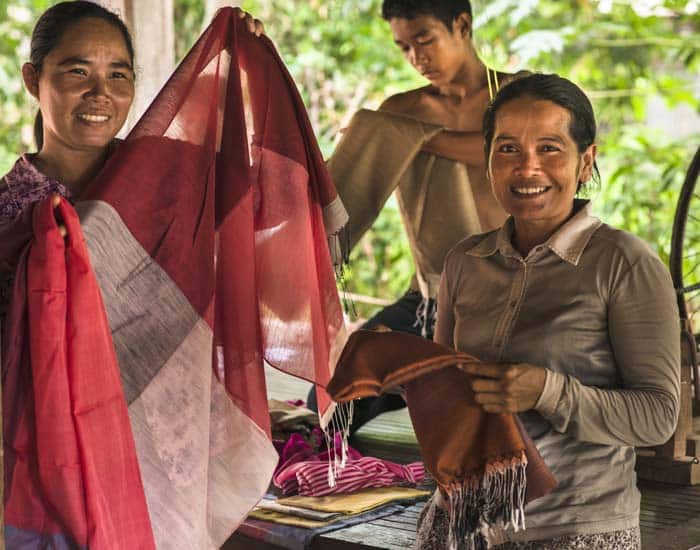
xmin=326 ymin=109 xmax=442 ymax=253
xmin=0 ymin=205 xmax=35 ymax=268
xmin=434 ymin=251 xmax=458 ymax=348
xmin=534 ymin=254 xmax=681 ymax=447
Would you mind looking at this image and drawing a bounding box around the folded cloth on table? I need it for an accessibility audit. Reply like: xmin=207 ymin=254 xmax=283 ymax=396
xmin=249 ymin=486 xmax=428 ymax=527
xmin=255 ymin=500 xmax=342 ymax=522
xmin=239 ymin=503 xmax=407 ymax=550
xmin=326 ymin=330 xmax=558 ymax=550
xmin=276 ymin=486 xmax=431 ymax=514
xmin=247 ymin=509 xmax=342 ymax=529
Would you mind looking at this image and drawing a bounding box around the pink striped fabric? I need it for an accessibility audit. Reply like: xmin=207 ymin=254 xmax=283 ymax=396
xmin=272 ymin=431 xmax=424 ymax=496
xmin=275 ymin=456 xmax=425 ymax=496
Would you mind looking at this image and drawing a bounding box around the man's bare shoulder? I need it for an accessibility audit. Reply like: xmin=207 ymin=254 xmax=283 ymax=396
xmin=378 ymin=86 xmax=434 ymax=116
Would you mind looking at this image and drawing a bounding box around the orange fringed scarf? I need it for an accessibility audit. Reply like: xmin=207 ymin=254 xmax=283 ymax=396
xmin=327 ymin=330 xmax=557 ymax=550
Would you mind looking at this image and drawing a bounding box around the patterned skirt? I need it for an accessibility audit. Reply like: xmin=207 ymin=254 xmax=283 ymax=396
xmin=415 ymin=493 xmax=641 ymax=550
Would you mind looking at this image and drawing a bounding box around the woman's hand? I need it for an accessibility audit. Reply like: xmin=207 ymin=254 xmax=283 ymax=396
xmin=461 ymin=362 xmax=547 ymax=414
xmin=235 ymin=7 xmax=265 ymax=36
xmin=52 ymin=194 xmax=67 ymax=238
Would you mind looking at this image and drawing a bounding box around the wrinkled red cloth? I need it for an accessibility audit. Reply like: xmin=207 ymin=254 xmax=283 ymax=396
xmin=3 ymin=198 xmax=154 ymax=548
xmin=82 ymin=6 xmax=347 ymax=432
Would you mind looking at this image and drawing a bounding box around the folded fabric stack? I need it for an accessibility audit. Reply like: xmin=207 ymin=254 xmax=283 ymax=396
xmin=240 ymin=487 xmax=430 ymax=550
xmin=250 ymin=486 xmax=430 ymax=528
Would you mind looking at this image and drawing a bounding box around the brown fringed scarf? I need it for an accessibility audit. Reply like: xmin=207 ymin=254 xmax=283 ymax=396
xmin=327 ymin=330 xmax=557 ymax=550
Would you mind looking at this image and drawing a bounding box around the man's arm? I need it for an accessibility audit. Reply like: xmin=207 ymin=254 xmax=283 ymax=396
xmin=421 ymin=129 xmax=486 ymax=166
xmin=380 ymin=90 xmax=485 ymax=166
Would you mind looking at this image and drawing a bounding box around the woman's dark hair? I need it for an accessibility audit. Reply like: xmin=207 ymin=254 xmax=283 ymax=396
xmin=381 ymin=0 xmax=473 ymax=31
xmin=30 ymin=1 xmax=134 ymax=150
xmin=483 ymin=73 xmax=600 ymax=191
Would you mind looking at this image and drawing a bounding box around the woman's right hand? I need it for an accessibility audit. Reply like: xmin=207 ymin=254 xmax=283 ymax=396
xmin=52 ymin=194 xmax=67 ymax=238
xmin=461 ymin=362 xmax=547 ymax=414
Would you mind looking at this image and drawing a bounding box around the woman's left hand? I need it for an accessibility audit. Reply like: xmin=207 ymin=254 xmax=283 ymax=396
xmin=234 ymin=7 xmax=265 ymax=36
xmin=461 ymin=362 xmax=547 ymax=414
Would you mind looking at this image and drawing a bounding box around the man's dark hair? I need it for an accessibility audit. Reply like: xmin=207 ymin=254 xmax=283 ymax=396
xmin=483 ymin=73 xmax=601 ymax=190
xmin=381 ymin=0 xmax=473 ymax=30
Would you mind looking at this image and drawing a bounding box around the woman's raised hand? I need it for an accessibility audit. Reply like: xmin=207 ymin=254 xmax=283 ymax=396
xmin=234 ymin=7 xmax=265 ymax=36
xmin=52 ymin=193 xmax=67 ymax=238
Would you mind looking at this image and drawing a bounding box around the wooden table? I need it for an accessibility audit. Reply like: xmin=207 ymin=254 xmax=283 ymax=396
xmin=223 ymin=367 xmax=700 ymax=550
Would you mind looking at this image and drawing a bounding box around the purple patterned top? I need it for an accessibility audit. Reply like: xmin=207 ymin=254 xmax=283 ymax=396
xmin=0 ymin=155 xmax=73 ymax=321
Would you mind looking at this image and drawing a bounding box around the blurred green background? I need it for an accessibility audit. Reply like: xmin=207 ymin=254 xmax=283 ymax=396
xmin=1 ymin=0 xmax=698 ymax=319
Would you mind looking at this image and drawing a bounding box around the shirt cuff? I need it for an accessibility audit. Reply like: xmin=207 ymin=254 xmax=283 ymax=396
xmin=534 ymin=369 xmax=566 ymax=420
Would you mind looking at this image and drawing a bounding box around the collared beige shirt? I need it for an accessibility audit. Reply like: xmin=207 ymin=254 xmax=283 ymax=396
xmin=435 ymin=200 xmax=680 ymax=540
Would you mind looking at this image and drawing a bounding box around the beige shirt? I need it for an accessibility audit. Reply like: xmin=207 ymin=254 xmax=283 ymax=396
xmin=435 ymin=200 xmax=680 ymax=540
xmin=328 ymin=109 xmax=506 ymax=298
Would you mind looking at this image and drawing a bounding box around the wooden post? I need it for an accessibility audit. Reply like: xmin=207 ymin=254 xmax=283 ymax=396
xmin=97 ymin=0 xmax=175 ymax=129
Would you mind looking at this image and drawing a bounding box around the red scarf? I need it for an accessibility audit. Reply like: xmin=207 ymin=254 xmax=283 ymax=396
xmin=3 ymin=8 xmax=347 ymax=548
xmin=3 ymin=198 xmax=154 ymax=548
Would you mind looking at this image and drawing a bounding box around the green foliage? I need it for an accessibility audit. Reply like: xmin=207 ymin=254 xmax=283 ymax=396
xmin=173 ymin=0 xmax=205 ymax=62
xmin=0 ymin=0 xmax=52 ymax=170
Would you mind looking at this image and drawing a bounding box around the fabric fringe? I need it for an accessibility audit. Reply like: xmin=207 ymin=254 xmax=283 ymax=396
xmin=324 ymin=195 xmax=350 ymax=271
xmin=413 ymin=295 xmax=437 ymax=338
xmin=326 ymin=204 xmax=356 ymax=317
xmin=446 ymin=451 xmax=528 ymax=550
xmin=320 ymin=400 xmax=354 ymax=488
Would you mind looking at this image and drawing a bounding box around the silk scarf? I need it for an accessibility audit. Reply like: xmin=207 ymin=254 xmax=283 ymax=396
xmin=327 ymin=330 xmax=557 ymax=550
xmin=3 ymin=7 xmax=347 ymax=548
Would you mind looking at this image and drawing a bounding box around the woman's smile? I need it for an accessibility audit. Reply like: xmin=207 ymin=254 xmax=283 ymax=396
xmin=510 ymin=184 xmax=552 ymax=197
xmin=75 ymin=112 xmax=111 ymax=123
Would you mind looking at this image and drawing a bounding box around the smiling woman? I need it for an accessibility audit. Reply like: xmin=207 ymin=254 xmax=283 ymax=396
xmin=417 ymin=74 xmax=681 ymax=550
xmin=21 ymin=3 xmax=135 ymax=197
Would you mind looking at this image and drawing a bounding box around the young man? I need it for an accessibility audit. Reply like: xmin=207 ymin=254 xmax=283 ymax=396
xmin=315 ymin=0 xmax=524 ymax=433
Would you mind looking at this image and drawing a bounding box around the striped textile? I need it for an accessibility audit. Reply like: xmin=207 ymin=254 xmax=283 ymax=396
xmin=276 ymin=456 xmax=425 ymax=497
xmin=2 ymin=7 xmax=347 ymax=549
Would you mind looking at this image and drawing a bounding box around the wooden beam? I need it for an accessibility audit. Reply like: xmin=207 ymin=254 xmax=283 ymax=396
xmin=97 ymin=0 xmax=175 ymax=129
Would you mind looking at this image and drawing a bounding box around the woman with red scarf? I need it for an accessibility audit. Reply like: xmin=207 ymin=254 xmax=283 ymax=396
xmin=0 ymin=3 xmax=347 ymax=549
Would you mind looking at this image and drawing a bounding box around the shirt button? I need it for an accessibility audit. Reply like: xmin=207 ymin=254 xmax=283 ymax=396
xmin=509 ymin=300 xmax=517 ymax=308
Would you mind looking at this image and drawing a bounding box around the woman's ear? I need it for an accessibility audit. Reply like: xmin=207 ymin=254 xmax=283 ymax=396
xmin=579 ymin=143 xmax=597 ymax=183
xmin=454 ymin=13 xmax=473 ymax=39
xmin=22 ymin=63 xmax=39 ymax=99
xmin=486 ymin=150 xmax=494 ymax=184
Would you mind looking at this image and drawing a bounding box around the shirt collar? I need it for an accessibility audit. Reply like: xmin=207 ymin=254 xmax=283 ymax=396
xmin=465 ymin=200 xmax=602 ymax=266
